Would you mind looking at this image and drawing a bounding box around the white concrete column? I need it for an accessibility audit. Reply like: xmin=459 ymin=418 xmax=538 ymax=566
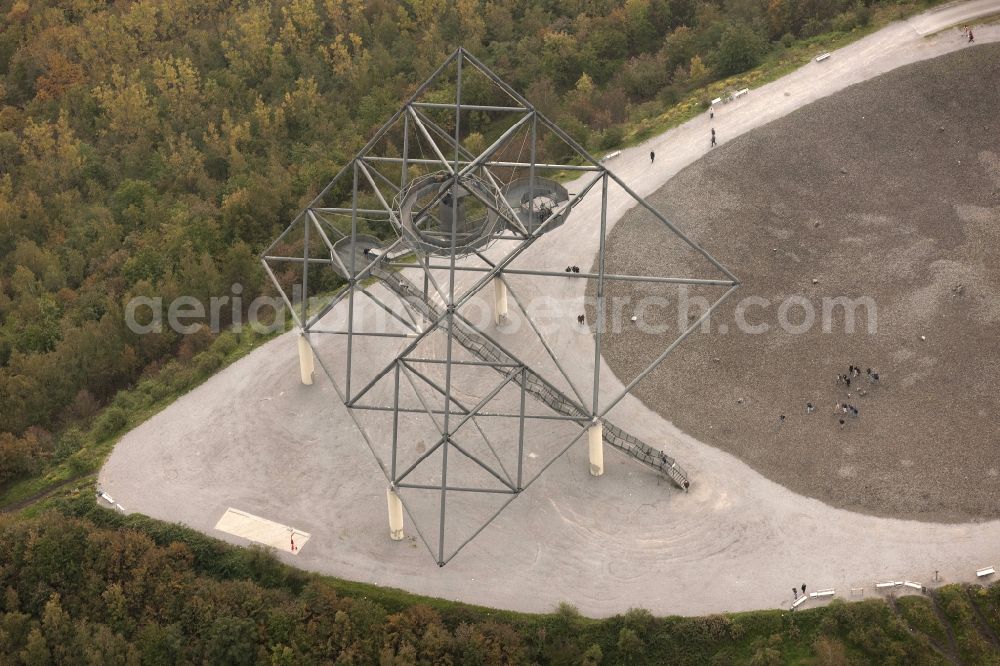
xmin=386 ymin=487 xmax=405 ymax=540
xmin=297 ymin=333 xmax=314 ymax=385
xmin=493 ymin=277 xmax=508 ymax=325
xmin=588 ymin=421 xmax=604 ymax=476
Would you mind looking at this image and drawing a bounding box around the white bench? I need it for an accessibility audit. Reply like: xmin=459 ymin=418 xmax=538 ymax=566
xmin=99 ymin=491 xmax=114 ymax=504
xmin=876 ymin=581 xmax=899 ymax=589
xmin=809 ymin=589 xmax=835 ymax=598
xmin=976 ymin=567 xmax=995 ymax=577
xmin=816 ymin=52 xmax=831 ymax=62
xmin=600 ymin=150 xmax=621 ymax=163
xmin=903 ymin=581 xmax=923 ymax=590
xmin=791 ymin=595 xmax=808 ymax=609
xmin=730 ymin=88 xmax=749 ymax=101
xmin=711 ymin=97 xmax=722 ymax=106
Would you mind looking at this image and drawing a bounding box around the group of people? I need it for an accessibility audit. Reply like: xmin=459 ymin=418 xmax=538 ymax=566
xmin=834 ymin=364 xmax=883 ymax=425
xmin=836 ymin=365 xmax=880 ymax=387
xmin=564 ymin=265 xmax=581 ymax=273
xmin=777 ymin=364 xmax=883 ymax=426
xmin=647 ymin=104 xmax=717 ymax=164
xmin=836 ymin=402 xmax=860 ymax=417
xmin=710 ymin=104 xmax=717 ymax=147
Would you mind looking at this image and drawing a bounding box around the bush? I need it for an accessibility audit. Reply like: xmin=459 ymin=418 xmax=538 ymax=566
xmin=0 ymin=432 xmax=39 ymax=484
xmin=832 ymin=11 xmax=859 ymax=33
xmin=55 ymin=428 xmax=84 ymax=461
xmin=137 ymin=377 xmax=172 ymax=402
xmin=856 ymin=3 xmax=872 ymax=26
xmin=714 ymin=24 xmax=767 ymax=77
xmin=617 ymin=627 xmax=645 ymax=662
xmin=92 ymin=406 xmax=128 ymax=442
xmin=581 ymin=644 xmax=603 ymax=666
xmin=111 ymin=388 xmax=153 ymax=413
xmin=194 ymin=350 xmax=225 ymax=377
xmin=211 ymin=330 xmax=239 ymax=357
xmin=801 ymin=18 xmax=831 ymax=38
xmin=781 ymin=32 xmax=796 ymax=48
xmin=599 ymin=126 xmax=625 ymax=150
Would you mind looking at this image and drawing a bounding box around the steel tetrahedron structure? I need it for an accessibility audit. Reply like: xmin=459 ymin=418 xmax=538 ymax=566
xmin=262 ymin=48 xmax=739 ymax=566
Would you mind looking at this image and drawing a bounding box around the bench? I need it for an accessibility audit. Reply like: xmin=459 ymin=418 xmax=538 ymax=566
xmin=711 ymin=97 xmax=722 ymax=106
xmin=730 ymin=88 xmax=749 ymax=101
xmin=903 ymin=581 xmax=923 ymax=591
xmin=99 ymin=491 xmax=115 ymax=504
xmin=977 ymin=567 xmax=995 ymax=577
xmin=791 ymin=595 xmax=808 ymax=609
xmin=809 ymin=589 xmax=835 ymax=598
xmin=600 ymin=150 xmax=621 ymax=163
xmin=815 ymin=52 xmax=831 ymax=62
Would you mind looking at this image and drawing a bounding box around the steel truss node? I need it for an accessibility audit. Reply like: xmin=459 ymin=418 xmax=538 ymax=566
xmin=262 ymin=48 xmax=739 ymax=566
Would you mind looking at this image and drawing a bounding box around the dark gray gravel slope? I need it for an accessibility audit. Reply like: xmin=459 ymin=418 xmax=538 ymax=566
xmin=596 ymin=44 xmax=1000 ymax=521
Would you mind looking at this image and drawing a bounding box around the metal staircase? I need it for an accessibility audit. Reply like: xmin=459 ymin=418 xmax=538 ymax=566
xmin=373 ymin=266 xmax=690 ymax=490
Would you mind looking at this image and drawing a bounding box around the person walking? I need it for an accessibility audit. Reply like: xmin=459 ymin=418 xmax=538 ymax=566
xmin=801 ymin=583 xmax=807 ymax=595
xmin=711 ymin=128 xmax=716 ymax=147
xmin=650 ymin=150 xmax=655 ymax=163
xmin=710 ymin=105 xmax=715 ymax=119
xmin=969 ymin=29 xmax=974 ymax=43
xmin=793 ymin=587 xmax=798 ymax=599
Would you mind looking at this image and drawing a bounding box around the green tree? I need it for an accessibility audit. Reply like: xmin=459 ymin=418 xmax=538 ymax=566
xmin=714 ymin=23 xmax=767 ymax=76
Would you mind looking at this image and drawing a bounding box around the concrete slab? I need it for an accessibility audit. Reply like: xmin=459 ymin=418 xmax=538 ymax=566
xmin=214 ymin=508 xmax=311 ymax=554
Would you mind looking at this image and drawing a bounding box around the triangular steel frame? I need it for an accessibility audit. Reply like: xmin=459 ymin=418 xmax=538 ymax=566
xmin=262 ymin=48 xmax=740 ymax=566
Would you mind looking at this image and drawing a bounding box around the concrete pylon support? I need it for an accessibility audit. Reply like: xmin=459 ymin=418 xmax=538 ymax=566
xmin=493 ymin=277 xmax=508 ymax=325
xmin=297 ymin=333 xmax=314 ymax=385
xmin=386 ymin=487 xmax=405 ymax=540
xmin=588 ymin=421 xmax=604 ymax=476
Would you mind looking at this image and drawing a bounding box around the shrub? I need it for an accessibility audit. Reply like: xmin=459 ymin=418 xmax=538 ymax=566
xmin=581 ymin=643 xmax=603 ymax=665
xmin=855 ymin=3 xmax=872 ymax=26
xmin=599 ymin=126 xmax=625 ymax=150
xmin=801 ymin=18 xmax=831 ymax=38
xmin=0 ymin=432 xmax=39 ymax=484
xmin=211 ymin=330 xmax=239 ymax=357
xmin=833 ymin=11 xmax=859 ymax=32
xmin=194 ymin=351 xmax=225 ymax=377
xmin=714 ymin=24 xmax=767 ymax=77
xmin=617 ymin=627 xmax=645 ymax=662
xmin=92 ymin=406 xmax=128 ymax=442
xmin=55 ymin=428 xmax=84 ymax=461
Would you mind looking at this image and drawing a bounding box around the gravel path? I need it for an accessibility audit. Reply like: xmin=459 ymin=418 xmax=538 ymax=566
xmin=596 ymin=44 xmax=1000 ymax=521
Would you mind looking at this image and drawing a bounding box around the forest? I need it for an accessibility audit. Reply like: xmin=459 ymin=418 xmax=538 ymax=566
xmin=0 ymin=0 xmax=904 ymax=490
xmin=3 ymin=494 xmax=999 ymax=664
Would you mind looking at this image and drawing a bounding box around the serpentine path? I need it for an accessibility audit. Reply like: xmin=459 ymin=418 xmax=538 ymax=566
xmin=101 ymin=4 xmax=1000 ymax=617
